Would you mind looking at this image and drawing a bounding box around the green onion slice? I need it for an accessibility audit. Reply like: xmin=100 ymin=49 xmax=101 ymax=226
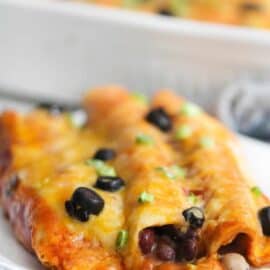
xmin=116 ymin=230 xmax=128 ymax=249
xmin=180 ymin=102 xmax=202 ymax=117
xmin=199 ymin=136 xmax=215 ymax=149
xmin=175 ymin=125 xmax=193 ymax=140
xmin=86 ymin=159 xmax=116 ymax=177
xmin=138 ymin=191 xmax=155 ymax=203
xmin=135 ymin=134 xmax=154 ymax=145
xmin=251 ymin=186 xmax=262 ymax=197
xmin=156 ymin=165 xmax=186 ymax=180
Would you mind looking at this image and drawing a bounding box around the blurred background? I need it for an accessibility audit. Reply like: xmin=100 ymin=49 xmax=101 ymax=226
xmin=1 ymin=0 xmax=270 ymax=142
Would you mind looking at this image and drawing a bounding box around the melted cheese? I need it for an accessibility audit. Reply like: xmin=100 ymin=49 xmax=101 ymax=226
xmin=38 ymin=164 xmax=125 ymax=250
xmin=4 ymin=89 xmax=270 ymax=270
xmin=13 ymin=113 xmax=124 ymax=250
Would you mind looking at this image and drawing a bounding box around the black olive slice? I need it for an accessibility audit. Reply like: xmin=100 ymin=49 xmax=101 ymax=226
xmin=94 ymin=176 xmax=124 ymax=192
xmin=71 ymin=187 xmax=104 ymax=215
xmin=93 ymin=148 xmax=116 ymax=161
xmin=145 ymin=107 xmax=172 ymax=132
xmin=65 ymin=187 xmax=105 ymax=222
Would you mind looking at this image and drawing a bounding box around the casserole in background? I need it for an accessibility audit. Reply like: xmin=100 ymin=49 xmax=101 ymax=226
xmin=1 ymin=0 xmax=270 ymax=110
xmin=1 ymin=86 xmax=270 ymax=270
xmin=80 ymin=0 xmax=270 ymax=29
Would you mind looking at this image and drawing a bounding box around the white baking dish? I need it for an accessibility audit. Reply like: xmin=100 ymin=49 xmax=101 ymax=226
xmin=1 ymin=0 xmax=270 ymax=108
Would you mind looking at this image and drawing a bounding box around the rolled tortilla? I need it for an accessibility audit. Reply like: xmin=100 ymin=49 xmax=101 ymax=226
xmin=152 ymin=90 xmax=270 ymax=267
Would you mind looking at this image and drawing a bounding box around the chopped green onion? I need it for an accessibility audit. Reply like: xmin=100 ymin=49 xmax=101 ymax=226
xmin=135 ymin=134 xmax=154 ymax=145
xmin=180 ymin=102 xmax=202 ymax=117
xmin=188 ymin=193 xmax=198 ymax=205
xmin=175 ymin=125 xmax=193 ymax=140
xmin=251 ymin=186 xmax=262 ymax=197
xmin=116 ymin=230 xmax=128 ymax=249
xmin=199 ymin=136 xmax=215 ymax=149
xmin=132 ymin=92 xmax=148 ymax=104
xmin=86 ymin=159 xmax=116 ymax=177
xmin=156 ymin=165 xmax=186 ymax=180
xmin=138 ymin=191 xmax=155 ymax=203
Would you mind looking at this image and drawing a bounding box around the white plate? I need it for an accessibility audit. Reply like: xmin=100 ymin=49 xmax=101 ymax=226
xmin=0 ymin=136 xmax=269 ymax=269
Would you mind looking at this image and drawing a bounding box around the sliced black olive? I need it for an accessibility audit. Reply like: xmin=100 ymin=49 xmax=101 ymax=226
xmin=65 ymin=201 xmax=90 ymax=222
xmin=94 ymin=176 xmax=125 ymax=192
xmin=145 ymin=107 xmax=172 ymax=132
xmin=183 ymin=207 xmax=205 ymax=229
xmin=159 ymin=9 xmax=173 ymax=16
xmin=259 ymin=206 xmax=270 ymax=236
xmin=65 ymin=187 xmax=104 ymax=222
xmin=93 ymin=148 xmax=116 ymax=161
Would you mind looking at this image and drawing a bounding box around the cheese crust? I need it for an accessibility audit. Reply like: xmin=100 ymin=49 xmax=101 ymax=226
xmin=0 ymin=87 xmax=270 ymax=270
